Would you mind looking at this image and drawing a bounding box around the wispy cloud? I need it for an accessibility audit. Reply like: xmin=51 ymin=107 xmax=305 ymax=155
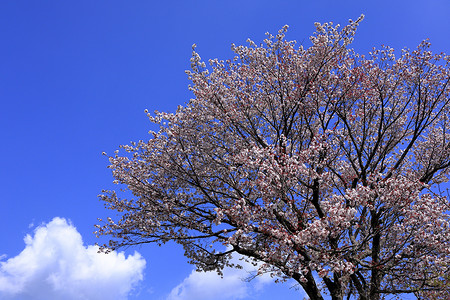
xmin=0 ymin=217 xmax=146 ymax=300
xmin=167 ymin=252 xmax=288 ymax=300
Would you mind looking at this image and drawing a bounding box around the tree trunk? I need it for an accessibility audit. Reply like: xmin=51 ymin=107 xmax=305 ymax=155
xmin=294 ymin=270 xmax=325 ymax=300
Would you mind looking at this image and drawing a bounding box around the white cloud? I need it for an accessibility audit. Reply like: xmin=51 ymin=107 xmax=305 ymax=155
xmin=167 ymin=253 xmax=276 ymax=300
xmin=0 ymin=217 xmax=146 ymax=300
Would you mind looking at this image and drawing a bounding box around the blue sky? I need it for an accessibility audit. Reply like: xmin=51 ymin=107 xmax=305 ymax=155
xmin=0 ymin=1 xmax=449 ymax=299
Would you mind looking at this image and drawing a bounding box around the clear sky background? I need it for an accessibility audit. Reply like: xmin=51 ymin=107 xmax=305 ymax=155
xmin=0 ymin=1 xmax=449 ymax=299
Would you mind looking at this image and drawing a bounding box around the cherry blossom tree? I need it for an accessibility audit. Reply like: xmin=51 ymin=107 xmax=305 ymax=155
xmin=96 ymin=16 xmax=450 ymax=300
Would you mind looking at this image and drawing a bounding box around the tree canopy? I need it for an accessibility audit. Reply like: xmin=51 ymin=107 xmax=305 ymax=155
xmin=97 ymin=16 xmax=450 ymax=300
